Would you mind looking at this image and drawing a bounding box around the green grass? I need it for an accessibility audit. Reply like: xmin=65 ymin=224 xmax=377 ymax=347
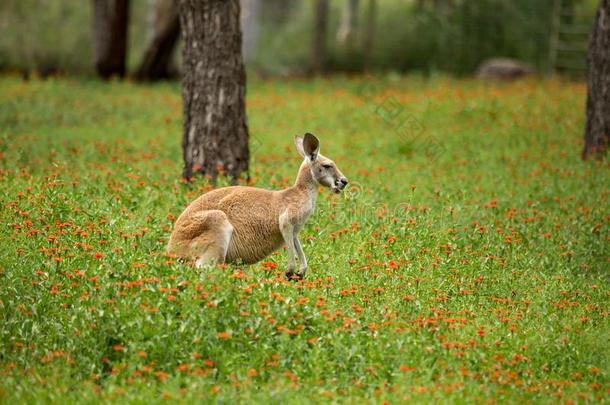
xmin=0 ymin=74 xmax=608 ymax=404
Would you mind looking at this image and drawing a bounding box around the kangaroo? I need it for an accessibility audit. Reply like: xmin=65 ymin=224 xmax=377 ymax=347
xmin=167 ymin=133 xmax=348 ymax=279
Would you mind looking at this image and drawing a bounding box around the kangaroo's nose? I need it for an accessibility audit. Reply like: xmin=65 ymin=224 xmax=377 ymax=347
xmin=340 ymin=178 xmax=348 ymax=186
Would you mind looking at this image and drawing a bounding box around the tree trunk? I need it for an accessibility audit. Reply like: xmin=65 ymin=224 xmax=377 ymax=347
xmin=362 ymin=0 xmax=376 ymax=71
xmin=92 ymin=0 xmax=130 ymax=79
xmin=241 ymin=0 xmax=260 ymax=63
xmin=311 ymin=0 xmax=329 ymax=74
xmin=135 ymin=0 xmax=180 ymax=81
xmin=179 ymin=0 xmax=250 ymax=181
xmin=583 ymin=0 xmax=610 ymax=158
xmin=337 ymin=0 xmax=359 ymax=47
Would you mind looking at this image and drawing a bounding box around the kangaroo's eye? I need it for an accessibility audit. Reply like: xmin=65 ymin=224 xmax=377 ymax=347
xmin=322 ymin=164 xmax=332 ymax=169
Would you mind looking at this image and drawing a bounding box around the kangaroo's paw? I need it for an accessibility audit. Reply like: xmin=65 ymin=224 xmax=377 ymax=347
xmin=296 ymin=267 xmax=307 ymax=280
xmin=286 ymin=267 xmax=301 ymax=281
xmin=287 ymin=273 xmax=303 ymax=281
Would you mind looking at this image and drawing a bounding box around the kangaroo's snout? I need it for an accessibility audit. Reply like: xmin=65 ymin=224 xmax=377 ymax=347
xmin=333 ymin=177 xmax=348 ymax=193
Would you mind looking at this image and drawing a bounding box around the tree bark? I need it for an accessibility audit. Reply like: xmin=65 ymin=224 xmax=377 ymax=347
xmin=311 ymin=0 xmax=329 ymax=74
xmin=179 ymin=0 xmax=250 ymax=181
xmin=92 ymin=0 xmax=130 ymax=79
xmin=584 ymin=0 xmax=610 ymax=159
xmin=135 ymin=0 xmax=180 ymax=81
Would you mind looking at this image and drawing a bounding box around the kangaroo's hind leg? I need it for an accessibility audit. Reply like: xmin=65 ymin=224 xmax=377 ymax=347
xmin=169 ymin=209 xmax=233 ymax=268
xmin=190 ymin=211 xmax=234 ymax=268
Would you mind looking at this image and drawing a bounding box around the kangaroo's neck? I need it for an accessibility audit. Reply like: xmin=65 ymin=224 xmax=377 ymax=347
xmin=295 ymin=160 xmax=316 ymax=188
xmin=285 ymin=159 xmax=318 ymax=202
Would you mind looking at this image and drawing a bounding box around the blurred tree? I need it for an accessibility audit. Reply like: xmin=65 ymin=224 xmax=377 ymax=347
xmin=92 ymin=0 xmax=129 ymax=79
xmin=311 ymin=0 xmax=329 ymax=74
xmin=416 ymin=0 xmax=453 ymax=12
xmin=362 ymin=0 xmax=376 ymax=71
xmin=261 ymin=0 xmax=297 ymax=26
xmin=583 ymin=0 xmax=610 ymax=158
xmin=135 ymin=0 xmax=179 ymax=81
xmin=241 ymin=0 xmax=261 ymax=63
xmin=179 ymin=0 xmax=249 ymax=181
xmin=337 ymin=0 xmax=359 ymax=47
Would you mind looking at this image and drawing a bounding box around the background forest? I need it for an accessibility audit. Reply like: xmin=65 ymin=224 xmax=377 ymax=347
xmin=0 ymin=0 xmax=599 ymax=77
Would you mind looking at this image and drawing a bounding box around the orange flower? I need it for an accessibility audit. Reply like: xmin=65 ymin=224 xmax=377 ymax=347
xmin=484 ymin=199 xmax=498 ymax=209
xmin=217 ymin=332 xmax=231 ymax=340
xmin=230 ymin=271 xmax=247 ymax=279
xmin=176 ymin=364 xmax=190 ymax=373
xmin=399 ymin=365 xmax=417 ymax=372
xmin=155 ymin=371 xmax=169 ymax=382
xmin=261 ymin=261 xmax=278 ymax=270
xmin=284 ymin=370 xmax=298 ymax=383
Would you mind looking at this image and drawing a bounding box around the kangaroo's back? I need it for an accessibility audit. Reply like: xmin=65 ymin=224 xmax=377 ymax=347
xmin=171 ymin=186 xmax=285 ymax=264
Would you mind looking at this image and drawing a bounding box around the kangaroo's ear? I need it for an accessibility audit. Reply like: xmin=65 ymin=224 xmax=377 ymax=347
xmin=294 ymin=135 xmax=306 ymax=158
xmin=303 ymin=133 xmax=320 ymax=161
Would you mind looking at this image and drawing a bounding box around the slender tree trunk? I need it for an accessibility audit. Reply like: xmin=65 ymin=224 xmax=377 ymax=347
xmin=179 ymin=0 xmax=250 ymax=181
xmin=136 ymin=0 xmax=180 ymax=81
xmin=337 ymin=0 xmax=359 ymax=46
xmin=312 ymin=0 xmax=329 ymax=74
xmin=583 ymin=0 xmax=610 ymax=158
xmin=146 ymin=0 xmax=156 ymax=42
xmin=92 ymin=0 xmax=129 ymax=79
xmin=363 ymin=0 xmax=376 ymax=71
xmin=240 ymin=0 xmax=260 ymax=63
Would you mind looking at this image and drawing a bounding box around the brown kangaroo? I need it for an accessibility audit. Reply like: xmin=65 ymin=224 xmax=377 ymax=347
xmin=167 ymin=133 xmax=348 ymax=279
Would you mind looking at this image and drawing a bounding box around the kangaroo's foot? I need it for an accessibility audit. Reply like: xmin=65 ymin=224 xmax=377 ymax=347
xmin=285 ymin=268 xmax=304 ymax=281
xmin=285 ymin=265 xmax=295 ymax=280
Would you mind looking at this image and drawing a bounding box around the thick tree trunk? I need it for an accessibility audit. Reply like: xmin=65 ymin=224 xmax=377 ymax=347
xmin=312 ymin=0 xmax=329 ymax=74
xmin=179 ymin=0 xmax=250 ymax=181
xmin=135 ymin=0 xmax=180 ymax=81
xmin=583 ymin=0 xmax=610 ymax=158
xmin=92 ymin=0 xmax=129 ymax=79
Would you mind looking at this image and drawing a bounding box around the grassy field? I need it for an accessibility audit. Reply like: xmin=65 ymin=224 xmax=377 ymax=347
xmin=0 ymin=74 xmax=608 ymax=404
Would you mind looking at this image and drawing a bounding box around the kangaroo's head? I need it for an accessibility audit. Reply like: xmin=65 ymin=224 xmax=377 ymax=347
xmin=295 ymin=133 xmax=348 ymax=194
